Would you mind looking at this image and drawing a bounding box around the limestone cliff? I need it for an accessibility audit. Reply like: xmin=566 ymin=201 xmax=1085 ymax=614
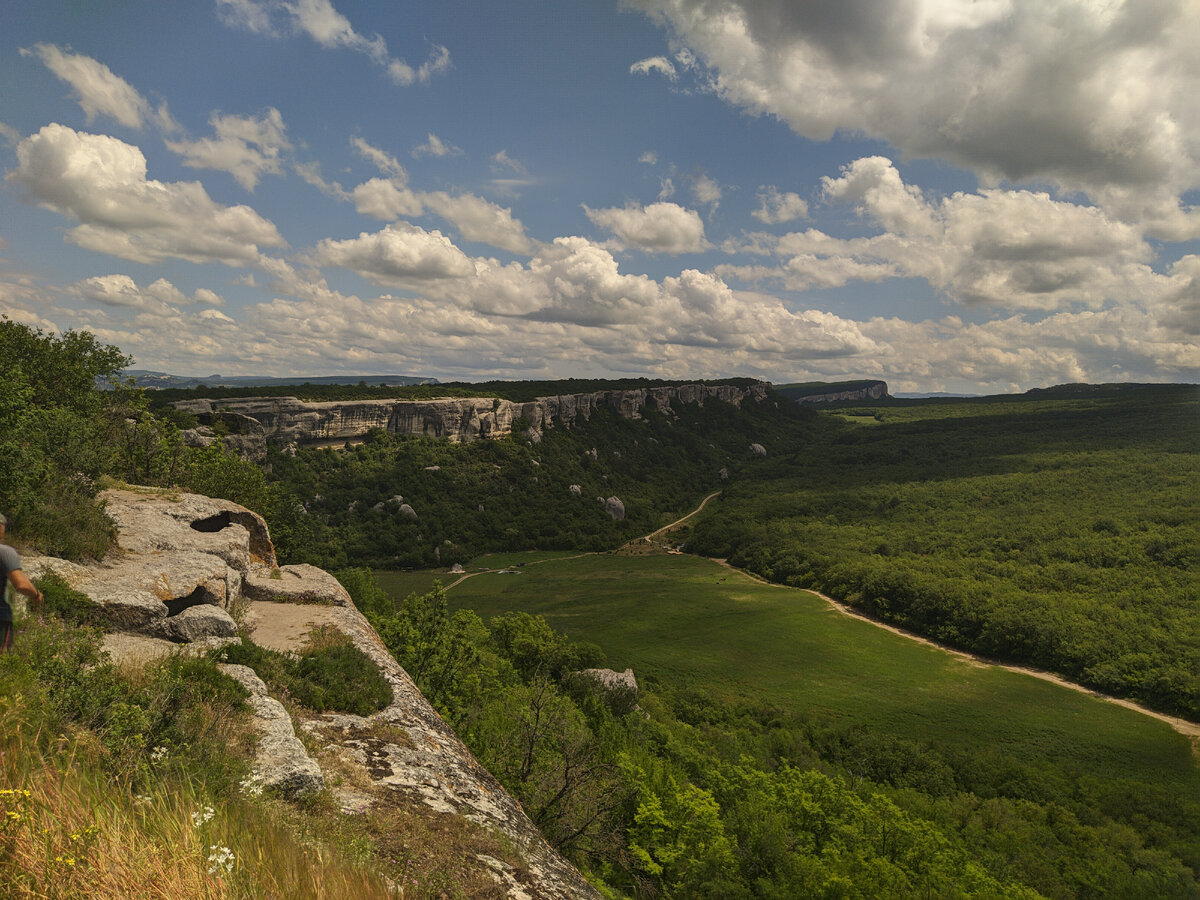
xmin=174 ymin=381 xmax=769 ymax=448
xmin=24 ymin=489 xmax=602 ymax=899
xmin=776 ymin=380 xmax=890 ymax=405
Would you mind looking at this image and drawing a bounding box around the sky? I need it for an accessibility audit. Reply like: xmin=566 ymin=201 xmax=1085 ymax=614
xmin=1 ymin=0 xmax=1198 ymax=393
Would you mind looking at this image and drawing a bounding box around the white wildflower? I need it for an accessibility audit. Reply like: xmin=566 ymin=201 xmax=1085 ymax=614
xmin=150 ymin=745 xmax=168 ymax=763
xmin=207 ymin=844 xmax=235 ymax=875
xmin=191 ymin=805 xmax=215 ymax=827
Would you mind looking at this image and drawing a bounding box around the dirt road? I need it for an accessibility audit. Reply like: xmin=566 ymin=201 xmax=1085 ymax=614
xmin=712 ymin=558 xmax=1200 ymax=740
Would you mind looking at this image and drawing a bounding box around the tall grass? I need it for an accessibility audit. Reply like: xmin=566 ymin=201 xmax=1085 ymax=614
xmin=0 ymin=614 xmax=399 ymax=899
xmin=0 ymin=720 xmax=399 ymax=898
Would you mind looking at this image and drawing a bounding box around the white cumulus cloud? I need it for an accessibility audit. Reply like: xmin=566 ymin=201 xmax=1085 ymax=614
xmin=72 ymin=274 xmax=226 ymax=313
xmin=584 ymin=201 xmax=708 ymax=254
xmin=752 ymin=186 xmax=809 ymax=224
xmin=423 ymin=192 xmax=532 ymax=254
xmin=8 ymin=124 xmax=286 ymax=266
xmin=312 ymin=222 xmax=477 ymax=286
xmin=412 ymin=133 xmax=463 ymax=158
xmin=216 ymin=0 xmax=451 ymax=86
xmin=23 ymin=43 xmax=175 ymax=131
xmin=165 ymin=108 xmax=292 ymax=190
xmin=631 ymin=0 xmax=1200 ymax=237
xmin=725 ymin=156 xmax=1160 ymax=312
xmin=351 ymin=177 xmax=424 ymax=220
xmin=630 ymin=56 xmax=676 ymax=79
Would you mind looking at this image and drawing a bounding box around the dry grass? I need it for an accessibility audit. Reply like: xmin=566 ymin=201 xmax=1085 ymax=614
xmin=0 ymin=691 xmax=398 ymax=899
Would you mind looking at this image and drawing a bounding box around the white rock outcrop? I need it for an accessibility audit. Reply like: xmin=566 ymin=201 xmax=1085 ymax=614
xmin=242 ymin=564 xmax=352 ymax=606
xmin=219 ymin=664 xmax=325 ymax=798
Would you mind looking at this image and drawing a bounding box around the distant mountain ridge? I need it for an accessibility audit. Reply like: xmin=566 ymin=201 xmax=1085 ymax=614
xmin=173 ymin=381 xmax=771 ymax=449
xmin=118 ymin=370 xmax=439 ymax=390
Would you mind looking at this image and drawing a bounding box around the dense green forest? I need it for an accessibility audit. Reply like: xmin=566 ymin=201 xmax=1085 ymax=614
xmin=260 ymin=391 xmax=810 ymax=569
xmin=685 ymin=385 xmax=1200 ymax=718
xmin=147 ymin=375 xmax=762 ymax=405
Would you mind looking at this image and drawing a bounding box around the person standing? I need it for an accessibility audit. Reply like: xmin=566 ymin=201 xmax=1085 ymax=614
xmin=0 ymin=513 xmax=43 ymax=652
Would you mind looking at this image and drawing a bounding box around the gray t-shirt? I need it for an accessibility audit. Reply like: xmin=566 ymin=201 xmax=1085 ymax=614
xmin=0 ymin=543 xmax=21 ymax=622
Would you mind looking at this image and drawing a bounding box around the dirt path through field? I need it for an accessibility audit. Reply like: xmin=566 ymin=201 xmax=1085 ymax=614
xmin=441 ymin=488 xmax=1200 ymax=741
xmin=712 ymin=558 xmax=1200 ymax=740
xmin=441 ymin=492 xmax=725 ymax=590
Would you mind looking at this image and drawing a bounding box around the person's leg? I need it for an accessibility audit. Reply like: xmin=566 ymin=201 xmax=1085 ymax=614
xmin=0 ymin=621 xmax=12 ymax=652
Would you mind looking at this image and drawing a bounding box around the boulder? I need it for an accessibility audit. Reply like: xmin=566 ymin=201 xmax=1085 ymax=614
xmin=26 ymin=548 xmax=238 ymax=632
xmin=604 ymin=496 xmax=626 ymax=521
xmin=398 ymin=503 xmax=418 ymax=521
xmin=156 ymin=604 xmax=238 ymax=643
xmin=218 ymin=663 xmax=324 ymax=798
xmin=750 ymin=442 xmax=767 ymax=456
xmin=104 ymin=488 xmax=276 ymax=570
xmin=568 ymin=484 xmax=582 ymax=497
xmin=579 ymin=667 xmax=637 ymax=693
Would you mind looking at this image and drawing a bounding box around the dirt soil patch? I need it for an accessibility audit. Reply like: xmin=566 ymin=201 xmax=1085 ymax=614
xmin=245 ymin=601 xmax=347 ymax=653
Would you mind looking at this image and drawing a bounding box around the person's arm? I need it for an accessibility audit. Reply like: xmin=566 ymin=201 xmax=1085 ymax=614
xmin=8 ymin=569 xmax=43 ymax=605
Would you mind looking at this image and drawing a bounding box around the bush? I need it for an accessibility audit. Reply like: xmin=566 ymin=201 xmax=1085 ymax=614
xmin=35 ymin=572 xmax=103 ymax=627
xmin=221 ymin=628 xmax=391 ymax=717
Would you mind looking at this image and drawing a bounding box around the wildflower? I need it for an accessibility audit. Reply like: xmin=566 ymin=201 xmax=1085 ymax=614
xmin=191 ymin=805 xmax=215 ymax=827
xmin=207 ymin=845 xmax=235 ymax=875
xmin=150 ymin=745 xmax=168 ymax=763
xmin=135 ymin=794 xmax=152 ymax=805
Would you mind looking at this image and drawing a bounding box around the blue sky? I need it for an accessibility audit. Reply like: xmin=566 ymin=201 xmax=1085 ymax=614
xmin=1 ymin=0 xmax=1197 ymax=392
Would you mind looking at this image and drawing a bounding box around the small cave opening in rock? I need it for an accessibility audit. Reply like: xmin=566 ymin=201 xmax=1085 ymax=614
xmin=191 ymin=511 xmax=234 ymax=533
xmin=189 ymin=509 xmax=275 ymax=564
xmin=165 ymin=585 xmax=217 ymax=617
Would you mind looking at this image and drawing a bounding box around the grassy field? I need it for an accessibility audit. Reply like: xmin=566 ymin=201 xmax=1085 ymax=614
xmin=438 ymin=550 xmax=1199 ymax=792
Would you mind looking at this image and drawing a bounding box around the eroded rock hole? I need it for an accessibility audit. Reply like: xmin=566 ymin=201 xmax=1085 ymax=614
xmin=189 ymin=510 xmax=274 ymax=563
xmin=165 ymin=586 xmax=216 ymax=617
xmin=191 ymin=511 xmax=233 ymax=533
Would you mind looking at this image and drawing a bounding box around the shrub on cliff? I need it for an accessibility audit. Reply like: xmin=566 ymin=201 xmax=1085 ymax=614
xmin=221 ymin=626 xmax=392 ymax=716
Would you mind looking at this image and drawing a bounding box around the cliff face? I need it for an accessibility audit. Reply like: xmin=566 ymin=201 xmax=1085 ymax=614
xmin=789 ymin=380 xmax=890 ymax=404
xmin=174 ymin=382 xmax=769 ymax=448
xmin=25 ymin=489 xmax=602 ymax=899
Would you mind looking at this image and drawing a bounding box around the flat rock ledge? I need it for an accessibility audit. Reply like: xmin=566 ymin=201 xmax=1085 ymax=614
xmin=242 ymin=564 xmax=352 ymax=606
xmin=218 ymin=663 xmax=324 ymax=799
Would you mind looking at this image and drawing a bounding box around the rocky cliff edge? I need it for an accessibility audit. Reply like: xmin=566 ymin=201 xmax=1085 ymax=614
xmin=23 ymin=488 xmax=601 ymax=900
